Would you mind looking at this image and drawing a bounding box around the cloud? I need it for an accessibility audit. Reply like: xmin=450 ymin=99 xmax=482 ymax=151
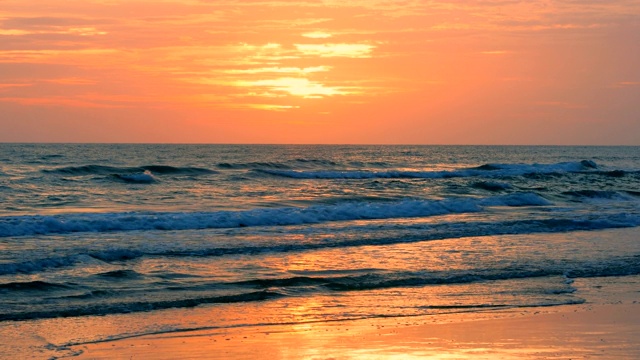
xmin=2 ymin=0 xmax=638 ymax=128
xmin=480 ymin=50 xmax=511 ymax=55
xmin=234 ymin=77 xmax=358 ymax=98
xmin=294 ymin=43 xmax=375 ymax=58
xmin=302 ymin=31 xmax=332 ymax=39
xmin=0 ymin=96 xmax=125 ymax=108
xmin=224 ymin=66 xmax=331 ymax=75
xmin=2 ymin=16 xmax=108 ymax=28
xmin=610 ymin=81 xmax=640 ymax=88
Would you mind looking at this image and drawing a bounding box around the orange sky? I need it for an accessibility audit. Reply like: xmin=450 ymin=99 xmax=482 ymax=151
xmin=1 ymin=0 xmax=639 ymax=144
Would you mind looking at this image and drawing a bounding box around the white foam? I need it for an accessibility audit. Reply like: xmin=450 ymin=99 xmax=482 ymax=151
xmin=0 ymin=193 xmax=556 ymax=237
xmin=117 ymin=170 xmax=156 ymax=183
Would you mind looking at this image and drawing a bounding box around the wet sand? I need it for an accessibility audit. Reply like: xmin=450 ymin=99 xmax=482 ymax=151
xmin=72 ymin=300 xmax=639 ymax=359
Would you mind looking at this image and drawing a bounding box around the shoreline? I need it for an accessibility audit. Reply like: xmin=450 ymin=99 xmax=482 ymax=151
xmin=4 ymin=262 xmax=638 ymax=359
xmin=3 ymin=228 xmax=638 ymax=360
xmin=71 ymin=301 xmax=639 ymax=359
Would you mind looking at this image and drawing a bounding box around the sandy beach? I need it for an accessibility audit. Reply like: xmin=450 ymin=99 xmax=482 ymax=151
xmin=72 ymin=302 xmax=639 ymax=359
xmin=69 ymin=276 xmax=640 ymax=359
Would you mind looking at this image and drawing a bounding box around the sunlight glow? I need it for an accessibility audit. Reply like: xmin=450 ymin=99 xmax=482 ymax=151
xmin=302 ymin=31 xmax=333 ymax=39
xmin=236 ymin=78 xmax=355 ymax=98
xmin=294 ymin=44 xmax=376 ymax=58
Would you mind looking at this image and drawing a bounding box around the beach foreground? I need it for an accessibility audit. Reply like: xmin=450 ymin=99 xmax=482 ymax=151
xmin=73 ymin=303 xmax=639 ymax=359
xmin=70 ymin=276 xmax=639 ymax=359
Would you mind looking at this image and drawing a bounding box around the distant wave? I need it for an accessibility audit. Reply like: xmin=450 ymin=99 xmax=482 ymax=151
xmin=0 ymin=280 xmax=71 ymax=291
xmin=217 ymin=159 xmax=342 ymax=170
xmin=562 ymin=190 xmax=639 ymax=201
xmin=0 ymin=193 xmax=551 ymax=238
xmin=113 ymin=171 xmax=157 ymax=184
xmin=295 ymin=158 xmax=339 ymax=166
xmin=217 ymin=162 xmax=292 ymax=170
xmin=596 ymin=170 xmax=628 ymax=177
xmin=94 ymin=269 xmax=144 ymax=279
xmin=44 ymin=164 xmax=217 ymax=176
xmin=471 ymin=181 xmax=512 ymax=191
xmin=255 ymin=160 xmax=601 ymax=180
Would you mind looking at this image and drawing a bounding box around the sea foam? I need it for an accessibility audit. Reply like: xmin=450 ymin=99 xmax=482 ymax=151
xmin=0 ymin=193 xmax=550 ymax=237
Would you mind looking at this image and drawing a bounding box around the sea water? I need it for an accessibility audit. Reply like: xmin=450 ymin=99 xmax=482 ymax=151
xmin=0 ymin=144 xmax=639 ymax=354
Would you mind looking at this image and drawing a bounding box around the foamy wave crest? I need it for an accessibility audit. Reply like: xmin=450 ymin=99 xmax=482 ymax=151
xmin=0 ymin=193 xmax=550 ymax=237
xmin=256 ymin=160 xmax=600 ymax=179
xmin=0 ymin=290 xmax=284 ymax=321
xmin=2 ymin=212 xmax=639 ymax=275
xmin=114 ymin=170 xmax=156 ymax=184
xmin=0 ymin=251 xmax=143 ymax=275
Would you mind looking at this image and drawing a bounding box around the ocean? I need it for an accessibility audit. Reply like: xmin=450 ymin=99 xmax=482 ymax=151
xmin=1 ymin=144 xmax=639 ymax=357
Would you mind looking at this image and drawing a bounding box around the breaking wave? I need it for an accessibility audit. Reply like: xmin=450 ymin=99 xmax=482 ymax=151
xmin=0 ymin=193 xmax=552 ymax=238
xmin=2 ymin=212 xmax=639 ymax=276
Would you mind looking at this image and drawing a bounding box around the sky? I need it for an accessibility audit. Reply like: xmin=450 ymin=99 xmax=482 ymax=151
xmin=1 ymin=0 xmax=639 ymax=144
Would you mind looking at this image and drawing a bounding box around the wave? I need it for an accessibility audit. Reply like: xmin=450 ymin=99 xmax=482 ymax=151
xmin=3 ymin=212 xmax=638 ymax=276
xmin=44 ymin=164 xmax=217 ymax=176
xmin=255 ymin=160 xmax=601 ymax=180
xmin=0 ymin=280 xmax=71 ymax=291
xmin=4 ymin=254 xmax=639 ymax=321
xmin=596 ymin=170 xmax=628 ymax=177
xmin=94 ymin=269 xmax=144 ymax=279
xmin=0 ymin=290 xmax=284 ymax=321
xmin=0 ymin=193 xmax=551 ymax=238
xmin=562 ymin=190 xmax=639 ymax=201
xmin=217 ymin=162 xmax=292 ymax=170
xmin=236 ymin=257 xmax=640 ymax=292
xmin=217 ymin=159 xmax=342 ymax=170
xmin=295 ymin=159 xmax=339 ymax=166
xmin=113 ymin=171 xmax=156 ymax=184
xmin=0 ymin=251 xmax=144 ymax=275
xmin=471 ymin=181 xmax=512 ymax=191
